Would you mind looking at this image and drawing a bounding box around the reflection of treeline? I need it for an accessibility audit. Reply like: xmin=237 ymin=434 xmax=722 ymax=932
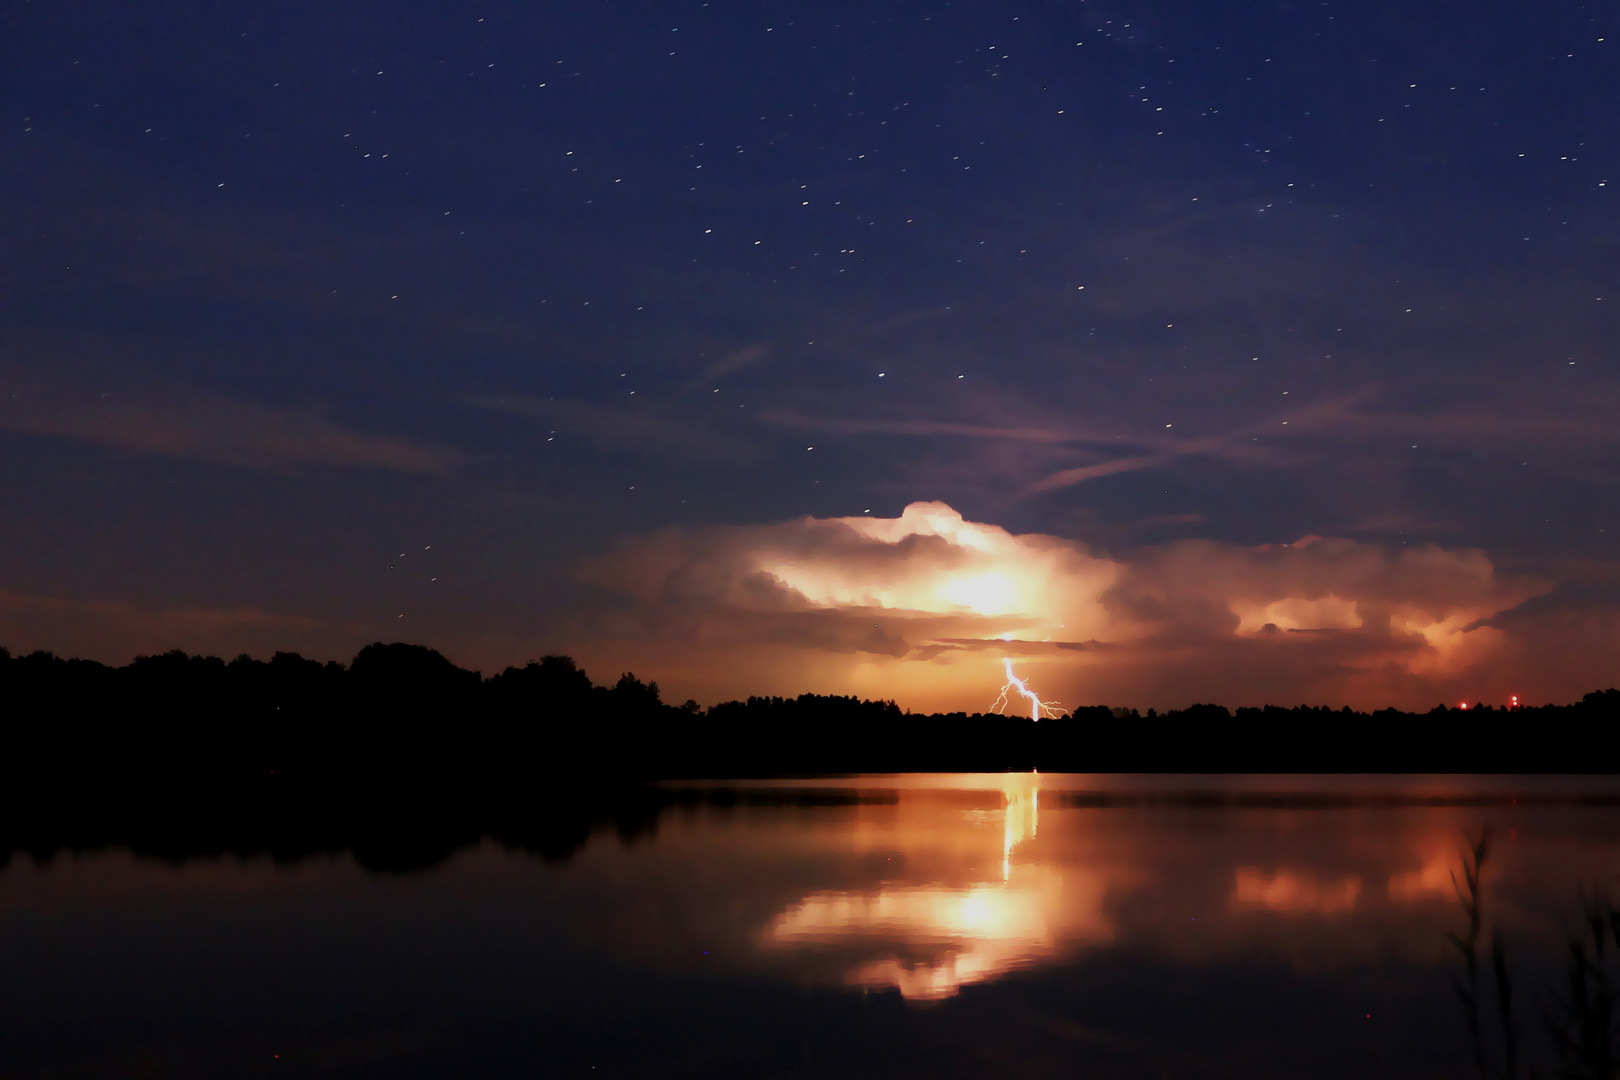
xmin=3 ymin=641 xmax=1618 ymax=871
xmin=4 ymin=642 xmax=1620 ymax=777
xmin=0 ymin=773 xmax=895 ymax=875
xmin=0 ymin=643 xmax=899 ymax=872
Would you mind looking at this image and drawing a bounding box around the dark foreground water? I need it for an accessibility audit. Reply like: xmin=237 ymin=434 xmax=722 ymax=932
xmin=4 ymin=774 xmax=1620 ymax=1079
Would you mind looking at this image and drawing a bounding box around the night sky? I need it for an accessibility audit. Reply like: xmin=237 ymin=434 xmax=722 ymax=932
xmin=3 ymin=1 xmax=1617 ymax=710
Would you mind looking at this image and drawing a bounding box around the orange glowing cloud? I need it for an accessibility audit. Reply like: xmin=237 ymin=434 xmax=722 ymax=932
xmin=596 ymin=501 xmax=1117 ymax=637
xmin=579 ymin=501 xmax=1552 ymax=711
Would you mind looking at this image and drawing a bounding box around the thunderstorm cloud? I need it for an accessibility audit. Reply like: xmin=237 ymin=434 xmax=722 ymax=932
xmin=580 ymin=502 xmax=1555 ymax=711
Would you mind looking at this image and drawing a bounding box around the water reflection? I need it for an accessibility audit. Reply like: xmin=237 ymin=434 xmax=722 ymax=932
xmin=1387 ymin=852 xmax=1458 ymax=902
xmin=1231 ymin=868 xmax=1363 ymax=912
xmin=742 ymin=774 xmax=1620 ymax=1008
xmin=1002 ymin=774 xmax=1037 ymax=880
xmin=6 ymin=774 xmax=1620 ymax=1078
xmin=763 ymin=775 xmax=1102 ymax=999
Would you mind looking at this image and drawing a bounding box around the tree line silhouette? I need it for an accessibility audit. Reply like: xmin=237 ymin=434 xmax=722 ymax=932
xmin=4 ymin=641 xmax=1617 ymax=777
xmin=2 ymin=641 xmax=1616 ymax=871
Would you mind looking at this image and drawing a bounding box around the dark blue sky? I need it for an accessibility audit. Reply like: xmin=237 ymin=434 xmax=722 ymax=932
xmin=2 ymin=1 xmax=1616 ymax=704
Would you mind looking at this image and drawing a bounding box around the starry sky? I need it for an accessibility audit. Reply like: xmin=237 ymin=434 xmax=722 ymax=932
xmin=2 ymin=0 xmax=1617 ymax=710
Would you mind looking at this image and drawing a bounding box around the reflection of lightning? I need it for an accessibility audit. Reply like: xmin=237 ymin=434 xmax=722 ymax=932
xmin=1002 ymin=777 xmax=1039 ymax=880
xmin=992 ymin=657 xmax=1063 ymax=721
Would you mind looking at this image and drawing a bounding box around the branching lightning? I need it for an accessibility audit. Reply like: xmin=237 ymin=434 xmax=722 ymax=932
xmin=992 ymin=656 xmax=1063 ymax=721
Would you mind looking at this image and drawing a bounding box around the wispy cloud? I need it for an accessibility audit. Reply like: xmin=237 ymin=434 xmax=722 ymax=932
xmin=762 ymin=411 xmax=1099 ymax=445
xmin=678 ymin=342 xmax=772 ymax=395
xmin=1027 ymin=451 xmax=1203 ymax=494
xmin=762 ymin=382 xmax=1620 ymax=502
xmin=0 ymin=589 xmax=327 ymax=664
xmin=0 ymin=376 xmax=456 ymax=473
xmin=471 ymin=394 xmax=755 ymax=463
xmin=761 ymin=402 xmax=1278 ymax=496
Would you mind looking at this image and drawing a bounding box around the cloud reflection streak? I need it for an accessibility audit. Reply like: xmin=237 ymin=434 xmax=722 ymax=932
xmin=764 ymin=776 xmax=1113 ymax=1000
xmin=730 ymin=777 xmax=1620 ymax=1003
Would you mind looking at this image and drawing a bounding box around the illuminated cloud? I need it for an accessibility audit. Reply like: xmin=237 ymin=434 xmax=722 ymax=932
xmin=592 ymin=500 xmax=1116 ymax=637
xmin=582 ymin=501 xmax=1553 ymax=710
xmin=1108 ymin=534 xmax=1546 ymax=673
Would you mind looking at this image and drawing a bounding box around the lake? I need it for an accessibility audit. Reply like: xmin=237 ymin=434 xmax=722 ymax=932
xmin=4 ymin=773 xmax=1619 ymax=1078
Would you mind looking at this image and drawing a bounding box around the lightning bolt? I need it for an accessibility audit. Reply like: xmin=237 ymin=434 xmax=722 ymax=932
xmin=992 ymin=656 xmax=1063 ymax=721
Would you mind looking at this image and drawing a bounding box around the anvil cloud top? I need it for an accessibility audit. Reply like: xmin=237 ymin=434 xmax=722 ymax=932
xmin=2 ymin=0 xmax=1616 ymax=709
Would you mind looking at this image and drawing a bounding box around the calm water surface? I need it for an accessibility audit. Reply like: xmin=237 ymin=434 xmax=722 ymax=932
xmin=4 ymin=774 xmax=1620 ymax=1078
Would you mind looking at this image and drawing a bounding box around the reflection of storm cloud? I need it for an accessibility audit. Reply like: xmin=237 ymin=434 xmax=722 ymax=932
xmin=1232 ymin=868 xmax=1363 ymax=913
xmin=742 ymin=776 xmax=1553 ymax=1002
xmin=766 ymin=875 xmax=1075 ymax=1000
xmin=763 ymin=776 xmax=1113 ymax=1000
xmin=584 ymin=501 xmax=1551 ymax=710
xmin=1386 ymin=853 xmax=1461 ymax=902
